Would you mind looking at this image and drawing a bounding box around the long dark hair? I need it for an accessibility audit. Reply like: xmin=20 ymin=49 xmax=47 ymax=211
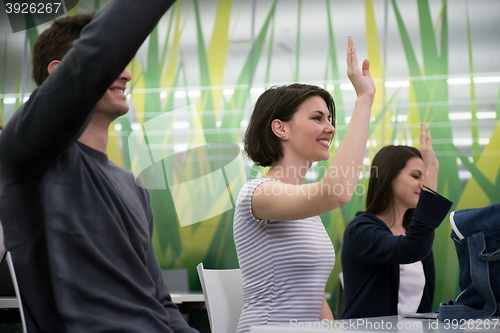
xmin=366 ymin=145 xmax=423 ymax=230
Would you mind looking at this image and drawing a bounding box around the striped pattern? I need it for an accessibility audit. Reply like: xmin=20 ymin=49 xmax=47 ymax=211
xmin=233 ymin=178 xmax=335 ymax=333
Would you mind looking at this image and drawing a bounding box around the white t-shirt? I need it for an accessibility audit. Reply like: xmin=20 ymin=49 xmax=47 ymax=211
xmin=398 ymin=260 xmax=425 ymax=314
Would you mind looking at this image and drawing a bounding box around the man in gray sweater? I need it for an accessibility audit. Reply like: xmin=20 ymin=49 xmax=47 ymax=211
xmin=0 ymin=1 xmax=198 ymax=332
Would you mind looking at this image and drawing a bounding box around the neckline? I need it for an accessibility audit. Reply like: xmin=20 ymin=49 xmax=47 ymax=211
xmin=76 ymin=141 xmax=109 ymax=165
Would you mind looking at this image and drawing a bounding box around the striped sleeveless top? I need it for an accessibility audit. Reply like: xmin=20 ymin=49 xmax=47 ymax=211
xmin=233 ymin=178 xmax=335 ymax=333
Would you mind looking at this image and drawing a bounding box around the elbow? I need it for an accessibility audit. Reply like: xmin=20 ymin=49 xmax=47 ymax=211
xmin=322 ymin=183 xmax=353 ymax=207
xmin=338 ymin=193 xmax=352 ymax=206
xmin=328 ymin=192 xmax=352 ymax=207
xmin=338 ymin=183 xmax=354 ymax=205
xmin=404 ymin=242 xmax=433 ymax=262
xmin=318 ymin=180 xmax=353 ymax=208
xmin=416 ymin=245 xmax=433 ymax=259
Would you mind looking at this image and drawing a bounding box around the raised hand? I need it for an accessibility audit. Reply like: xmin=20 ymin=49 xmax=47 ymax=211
xmin=420 ymin=123 xmax=439 ymax=191
xmin=346 ymin=36 xmax=375 ymax=99
xmin=419 ymin=123 xmax=438 ymax=169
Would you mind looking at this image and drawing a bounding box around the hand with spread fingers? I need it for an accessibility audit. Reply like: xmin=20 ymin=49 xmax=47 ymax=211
xmin=346 ymin=36 xmax=375 ymax=99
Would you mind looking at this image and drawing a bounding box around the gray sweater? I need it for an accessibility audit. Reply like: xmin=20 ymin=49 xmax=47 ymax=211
xmin=0 ymin=0 xmax=197 ymax=332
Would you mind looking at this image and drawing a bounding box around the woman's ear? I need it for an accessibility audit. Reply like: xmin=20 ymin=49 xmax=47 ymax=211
xmin=47 ymin=60 xmax=61 ymax=75
xmin=271 ymin=119 xmax=288 ymax=140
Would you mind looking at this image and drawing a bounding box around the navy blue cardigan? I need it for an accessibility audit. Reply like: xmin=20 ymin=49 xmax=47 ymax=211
xmin=341 ymin=190 xmax=452 ymax=319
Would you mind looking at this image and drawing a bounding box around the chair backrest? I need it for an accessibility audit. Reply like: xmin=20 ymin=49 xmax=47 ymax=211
xmin=196 ymin=263 xmax=243 ymax=333
xmin=6 ymin=252 xmax=27 ymax=333
xmin=335 ymin=272 xmax=344 ymax=319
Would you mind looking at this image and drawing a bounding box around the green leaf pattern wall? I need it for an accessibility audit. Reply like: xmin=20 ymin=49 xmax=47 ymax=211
xmin=1 ymin=0 xmax=499 ymax=312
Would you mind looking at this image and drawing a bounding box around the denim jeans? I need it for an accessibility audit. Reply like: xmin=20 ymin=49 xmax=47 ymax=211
xmin=438 ymin=204 xmax=500 ymax=321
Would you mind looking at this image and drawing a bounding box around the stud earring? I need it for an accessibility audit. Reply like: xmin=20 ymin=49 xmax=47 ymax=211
xmin=281 ymin=134 xmax=286 ymax=138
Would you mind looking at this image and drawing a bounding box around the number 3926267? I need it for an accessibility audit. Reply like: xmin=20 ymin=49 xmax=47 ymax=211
xmin=5 ymin=2 xmax=62 ymax=14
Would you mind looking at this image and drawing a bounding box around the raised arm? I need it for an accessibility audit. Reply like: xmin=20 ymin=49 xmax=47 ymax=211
xmin=0 ymin=0 xmax=175 ymax=180
xmin=419 ymin=123 xmax=439 ymax=191
xmin=253 ymin=36 xmax=375 ymax=221
xmin=344 ymin=190 xmax=452 ymax=265
xmin=319 ymin=36 xmax=375 ymax=203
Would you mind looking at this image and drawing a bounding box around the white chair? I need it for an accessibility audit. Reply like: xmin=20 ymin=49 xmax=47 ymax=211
xmin=196 ymin=263 xmax=243 ymax=333
xmin=6 ymin=251 xmax=27 ymax=333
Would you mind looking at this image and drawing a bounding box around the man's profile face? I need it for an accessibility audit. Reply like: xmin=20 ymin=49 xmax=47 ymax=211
xmin=94 ymin=69 xmax=132 ymax=120
xmin=45 ymin=54 xmax=132 ymax=122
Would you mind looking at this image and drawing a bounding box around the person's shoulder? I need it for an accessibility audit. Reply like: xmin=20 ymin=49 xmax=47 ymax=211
xmin=348 ymin=211 xmax=378 ymax=225
xmin=76 ymin=146 xmax=144 ymax=193
xmin=237 ymin=178 xmax=278 ymax=198
xmin=236 ymin=178 xmax=267 ymax=206
xmin=108 ymin=162 xmax=151 ymax=204
xmin=345 ymin=211 xmax=384 ymax=234
xmin=108 ymin=160 xmax=141 ymax=183
xmin=248 ymin=177 xmax=279 ymax=185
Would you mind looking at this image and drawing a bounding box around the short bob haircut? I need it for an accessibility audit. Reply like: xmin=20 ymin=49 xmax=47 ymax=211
xmin=366 ymin=145 xmax=423 ymax=230
xmin=244 ymin=83 xmax=335 ymax=167
xmin=32 ymin=13 xmax=94 ymax=86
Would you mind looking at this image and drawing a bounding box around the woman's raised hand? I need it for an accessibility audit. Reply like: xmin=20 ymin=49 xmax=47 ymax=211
xmin=419 ymin=123 xmax=439 ymax=171
xmin=420 ymin=123 xmax=439 ymax=191
xmin=346 ymin=36 xmax=375 ymax=99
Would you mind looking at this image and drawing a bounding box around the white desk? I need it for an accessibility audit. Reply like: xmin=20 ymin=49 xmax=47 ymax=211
xmin=250 ymin=316 xmax=500 ymax=333
xmin=170 ymin=292 xmax=204 ymax=304
xmin=0 ymin=297 xmax=18 ymax=308
xmin=0 ymin=293 xmax=204 ymax=309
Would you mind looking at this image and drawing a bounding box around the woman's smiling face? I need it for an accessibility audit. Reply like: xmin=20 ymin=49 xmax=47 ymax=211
xmin=284 ymin=95 xmax=335 ymax=163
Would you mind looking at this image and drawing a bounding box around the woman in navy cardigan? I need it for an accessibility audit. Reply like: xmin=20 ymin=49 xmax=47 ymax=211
xmin=341 ymin=124 xmax=452 ymax=319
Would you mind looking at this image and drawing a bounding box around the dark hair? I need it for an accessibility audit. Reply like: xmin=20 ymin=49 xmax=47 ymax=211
xmin=32 ymin=13 xmax=94 ymax=86
xmin=244 ymin=83 xmax=335 ymax=167
xmin=366 ymin=145 xmax=423 ymax=230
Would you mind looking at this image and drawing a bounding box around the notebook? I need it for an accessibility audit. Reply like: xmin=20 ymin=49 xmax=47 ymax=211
xmin=401 ymin=312 xmax=439 ymax=319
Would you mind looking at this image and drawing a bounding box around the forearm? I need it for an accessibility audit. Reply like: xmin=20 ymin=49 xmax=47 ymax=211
xmin=347 ymin=190 xmax=452 ymax=264
xmin=424 ymin=166 xmax=439 ymax=191
xmin=412 ymin=188 xmax=452 ymax=230
xmin=319 ymin=94 xmax=374 ymax=204
xmin=419 ymin=123 xmax=439 ymax=192
xmin=320 ymin=297 xmax=334 ymax=320
xmin=162 ymin=302 xmax=199 ymax=333
xmin=346 ymin=224 xmax=434 ymax=265
xmin=0 ymin=0 xmax=175 ymax=178
xmin=146 ymin=249 xmax=198 ymax=332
